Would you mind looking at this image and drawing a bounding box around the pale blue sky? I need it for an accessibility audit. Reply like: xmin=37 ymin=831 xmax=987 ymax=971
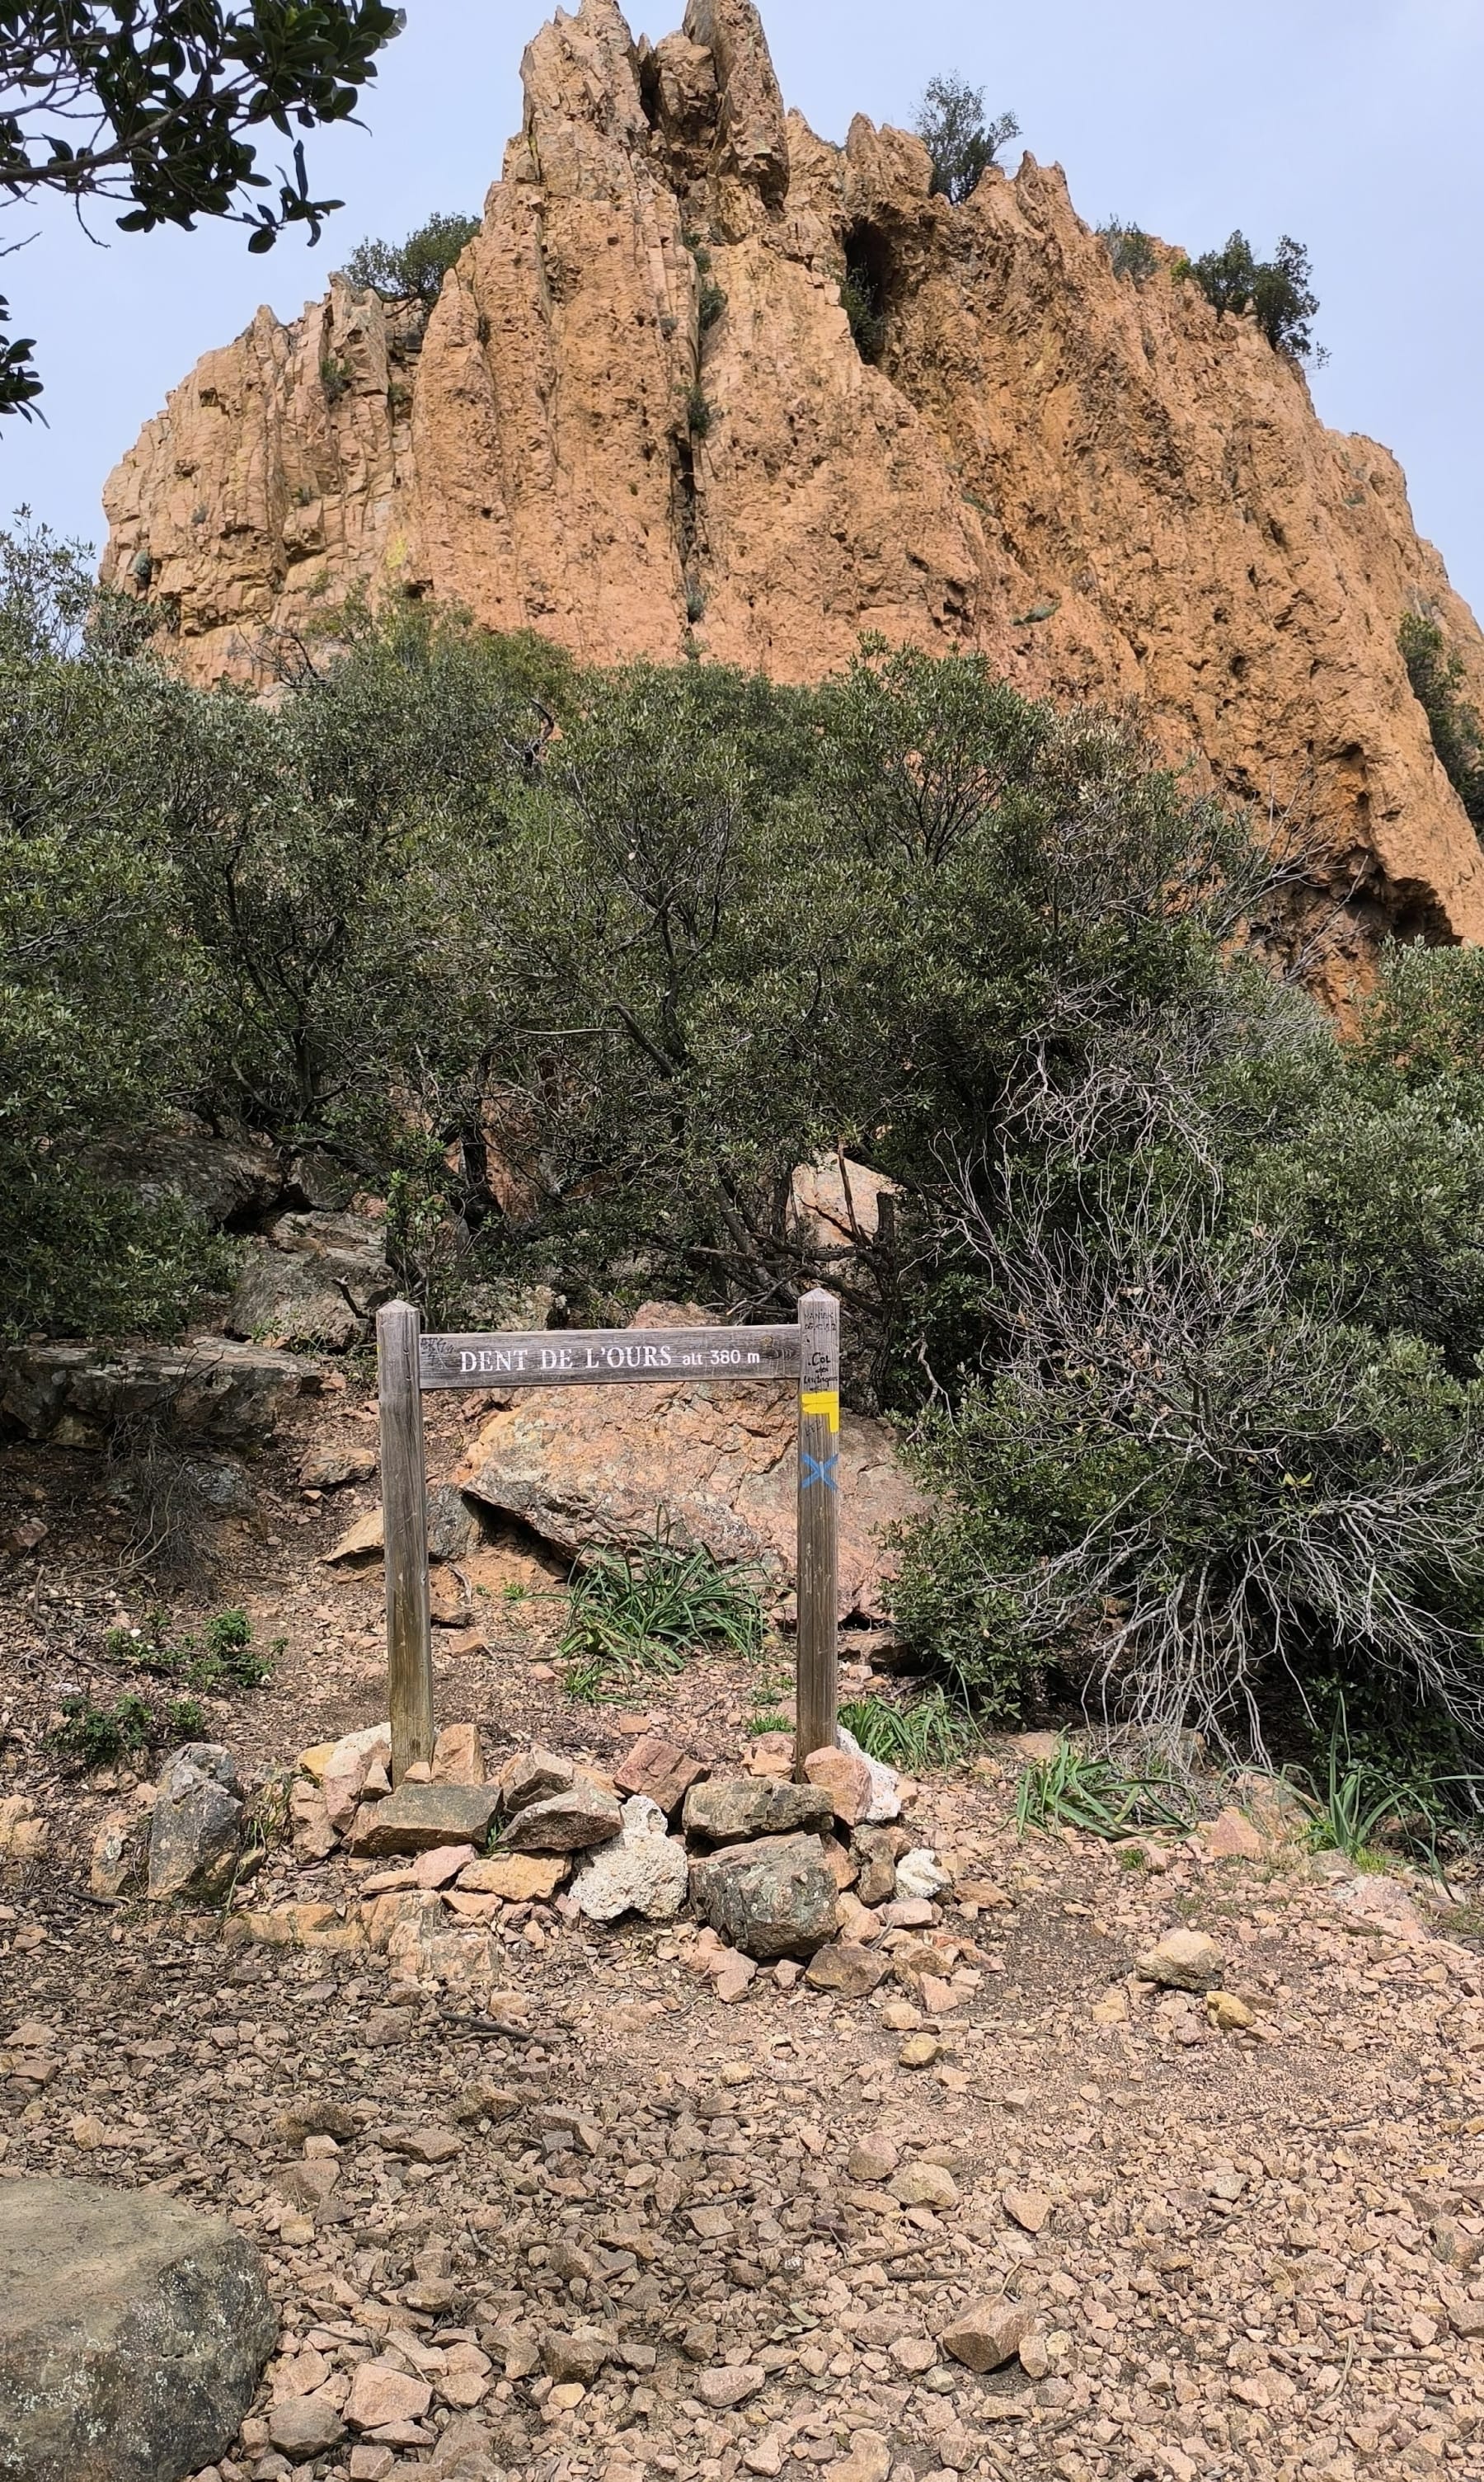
xmin=6 ymin=0 xmax=1483 ymax=617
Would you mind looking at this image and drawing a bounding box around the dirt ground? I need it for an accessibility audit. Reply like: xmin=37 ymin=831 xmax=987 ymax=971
xmin=2 ymin=1375 xmax=1484 ymax=2482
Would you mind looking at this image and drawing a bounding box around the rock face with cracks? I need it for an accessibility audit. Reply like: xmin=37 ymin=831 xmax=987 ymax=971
xmin=101 ymin=0 xmax=1484 ymax=986
xmin=0 ymin=2176 xmax=276 ymax=2482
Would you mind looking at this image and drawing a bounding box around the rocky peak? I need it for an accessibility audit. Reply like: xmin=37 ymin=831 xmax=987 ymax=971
xmin=101 ymin=0 xmax=1484 ymax=983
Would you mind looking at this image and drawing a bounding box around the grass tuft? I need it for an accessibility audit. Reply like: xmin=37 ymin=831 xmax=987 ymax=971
xmin=560 ymin=1522 xmax=765 ymax=1702
xmin=840 ymin=1689 xmax=974 ymax=1771
xmin=1014 ymin=1738 xmax=1196 ymax=1840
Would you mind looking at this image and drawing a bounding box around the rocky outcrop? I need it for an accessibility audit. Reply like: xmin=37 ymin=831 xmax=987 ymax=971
xmin=452 ymin=1304 xmax=924 ymax=1621
xmin=101 ymin=0 xmax=1484 ymax=977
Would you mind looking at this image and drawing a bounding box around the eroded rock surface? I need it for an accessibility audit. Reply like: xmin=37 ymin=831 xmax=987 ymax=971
xmin=102 ymin=0 xmax=1484 ymax=980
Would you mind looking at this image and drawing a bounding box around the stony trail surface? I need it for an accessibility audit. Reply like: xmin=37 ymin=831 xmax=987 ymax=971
xmin=2 ymin=1389 xmax=1484 ymax=2482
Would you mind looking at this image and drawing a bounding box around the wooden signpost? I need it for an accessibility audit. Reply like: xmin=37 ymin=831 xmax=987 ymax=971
xmin=376 ymin=1290 xmax=841 ymax=1787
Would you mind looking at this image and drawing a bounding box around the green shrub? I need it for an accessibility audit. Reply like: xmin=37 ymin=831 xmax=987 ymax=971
xmin=1176 ymin=230 xmax=1320 ymax=361
xmin=1097 ymin=220 xmax=1158 ymax=285
xmin=106 ymin=1605 xmax=273 ymax=1693
xmin=50 ymin=1691 xmax=156 ymax=1768
xmin=686 ymin=384 xmax=714 ymax=437
xmin=914 ymin=77 xmax=1019 ymax=204
xmin=320 ymin=355 xmax=349 ymax=403
xmin=1399 ymin=613 xmax=1484 ymax=826
xmin=840 ymin=269 xmax=885 ymax=363
xmin=698 ymin=280 xmax=727 ymax=331
xmin=344 ymin=211 xmax=480 ymax=308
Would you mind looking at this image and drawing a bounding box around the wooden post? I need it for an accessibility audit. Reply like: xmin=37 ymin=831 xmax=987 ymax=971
xmin=377 ymin=1299 xmax=434 ymax=1784
xmin=795 ymin=1287 xmax=840 ymax=1771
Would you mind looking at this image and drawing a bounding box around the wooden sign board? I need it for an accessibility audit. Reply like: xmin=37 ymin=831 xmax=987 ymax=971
xmin=420 ymin=1323 xmax=801 ymax=1390
xmin=377 ymin=1294 xmax=839 ymax=1787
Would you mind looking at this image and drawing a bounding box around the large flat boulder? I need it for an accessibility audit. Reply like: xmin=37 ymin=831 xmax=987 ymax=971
xmin=683 ymin=1777 xmax=834 ymax=1845
xmin=347 ymin=1780 xmax=501 ymax=1856
xmin=0 ymin=2175 xmax=276 ymax=2482
xmin=0 ymin=1337 xmax=322 ymax=1445
xmin=453 ymin=1304 xmax=926 ymax=1620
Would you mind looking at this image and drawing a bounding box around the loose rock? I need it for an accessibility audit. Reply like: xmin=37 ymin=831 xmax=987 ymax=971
xmin=1137 ymin=1926 xmax=1226 ymax=1991
xmin=0 ymin=2175 xmax=276 ymax=2482
xmin=683 ymin=1778 xmax=834 ymax=1845
xmin=571 ymin=1795 xmax=688 ymax=1921
xmin=689 ymin=1831 xmax=837 ymax=1958
xmin=803 ymin=1939 xmax=886 ymax=1998
xmin=938 ymin=2297 xmax=1033 ymax=2373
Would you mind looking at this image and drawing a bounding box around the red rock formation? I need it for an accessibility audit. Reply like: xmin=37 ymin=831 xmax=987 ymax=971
xmin=101 ymin=0 xmax=1484 ymax=979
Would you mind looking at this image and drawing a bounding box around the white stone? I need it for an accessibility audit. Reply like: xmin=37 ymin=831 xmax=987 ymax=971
xmin=837 ymin=1725 xmax=903 ymax=1823
xmin=895 ymin=1847 xmax=950 ymax=1901
xmin=571 ymin=1796 xmax=688 ymax=1923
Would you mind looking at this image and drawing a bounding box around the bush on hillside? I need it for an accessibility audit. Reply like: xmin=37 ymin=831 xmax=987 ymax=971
xmin=1097 ymin=220 xmax=1158 ymax=285
xmin=1399 ymin=612 xmax=1484 ymax=827
xmin=914 ymin=77 xmax=1019 ymax=205
xmin=343 ymin=211 xmax=480 ymax=308
xmin=9 ymin=535 xmax=1484 ymax=1779
xmin=1177 ymin=230 xmax=1321 ymax=362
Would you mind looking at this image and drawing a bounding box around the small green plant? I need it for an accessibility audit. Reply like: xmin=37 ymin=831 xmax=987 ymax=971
xmin=841 ymin=1689 xmax=975 ymax=1770
xmin=1400 ymin=612 xmax=1484 ymax=827
xmin=686 ymin=384 xmax=714 ymax=439
xmin=321 ymin=355 xmax=349 ymax=404
xmin=698 ymin=280 xmax=727 ymax=331
xmin=166 ymin=1695 xmax=209 ymax=1740
xmin=748 ymin=1709 xmax=791 ymax=1737
xmin=1014 ymin=1739 xmax=1196 ymax=1839
xmin=840 ymin=270 xmax=885 ymax=363
xmin=1097 ymin=220 xmax=1158 ymax=285
xmin=1299 ymin=1699 xmax=1443 ymax=1868
xmin=50 ymin=1691 xmax=157 ymax=1768
xmin=106 ymin=1605 xmax=271 ymax=1693
xmin=684 ymin=576 xmax=707 ymax=624
xmin=560 ymin=1524 xmax=765 ymax=1700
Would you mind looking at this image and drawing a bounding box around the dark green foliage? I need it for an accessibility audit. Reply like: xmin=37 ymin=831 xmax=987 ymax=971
xmin=10 ymin=527 xmax=1484 ymax=1784
xmin=560 ymin=1527 xmax=765 ymax=1700
xmin=840 ymin=269 xmax=885 ymax=363
xmin=698 ymin=280 xmax=727 ymax=331
xmin=106 ymin=1604 xmax=273 ymax=1691
xmin=0 ymin=0 xmax=402 ymax=413
xmin=320 ymin=354 xmax=348 ymax=402
xmin=49 ymin=1687 xmax=204 ymax=1768
xmin=343 ymin=210 xmax=481 ymax=308
xmin=914 ymin=76 xmax=1019 ymax=205
xmin=686 ymin=385 xmax=714 ymax=437
xmin=1399 ymin=613 xmax=1484 ymax=826
xmin=0 ymin=524 xmax=232 ymax=1339
xmin=1176 ymin=231 xmax=1320 ymax=361
xmin=1097 ymin=220 xmax=1158 ymax=286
